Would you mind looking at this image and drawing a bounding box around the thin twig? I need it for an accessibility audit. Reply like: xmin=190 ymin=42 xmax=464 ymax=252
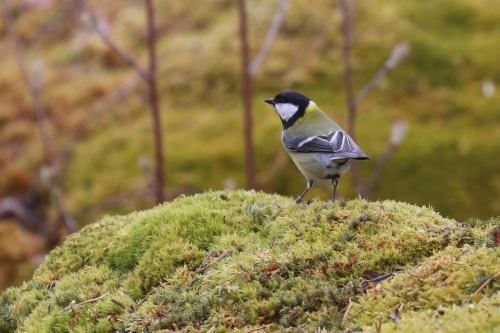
xmin=0 ymin=0 xmax=53 ymax=164
xmin=111 ymin=299 xmax=126 ymax=309
xmin=375 ymin=317 xmax=383 ymax=333
xmin=473 ymin=272 xmax=500 ymax=296
xmin=465 ymin=272 xmax=500 ymax=304
xmin=136 ymin=282 xmax=169 ymax=308
xmin=361 ymin=271 xmax=403 ymax=291
xmin=51 ymin=186 xmax=80 ymax=232
xmin=249 ymin=0 xmax=289 ymax=76
xmin=353 ymin=305 xmax=371 ymax=317
xmin=145 ymin=0 xmax=166 ymax=204
xmin=354 ymin=42 xmax=410 ymax=107
xmin=199 ymin=250 xmax=215 ymax=270
xmin=54 ymin=292 xmax=109 ymax=316
xmin=339 ymin=0 xmax=366 ymax=198
xmin=196 ymin=250 xmax=232 ymax=273
xmin=366 ymin=121 xmax=407 ymax=198
xmin=342 ymin=298 xmax=353 ymax=326
xmin=1 ymin=0 xmax=78 ymax=233
xmin=82 ymin=11 xmax=151 ymax=81
xmin=238 ymin=0 xmax=257 ymax=189
xmin=245 ymin=325 xmax=267 ymax=333
xmin=54 ymin=75 xmax=141 ymax=177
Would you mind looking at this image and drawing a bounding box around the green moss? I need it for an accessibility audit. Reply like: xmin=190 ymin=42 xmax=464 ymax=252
xmin=0 ymin=191 xmax=498 ymax=332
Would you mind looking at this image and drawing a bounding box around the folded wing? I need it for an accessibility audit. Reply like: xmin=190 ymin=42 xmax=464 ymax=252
xmin=283 ymin=131 xmax=370 ymax=160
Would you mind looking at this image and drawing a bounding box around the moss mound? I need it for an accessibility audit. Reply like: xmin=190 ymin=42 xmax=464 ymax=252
xmin=0 ymin=191 xmax=498 ymax=332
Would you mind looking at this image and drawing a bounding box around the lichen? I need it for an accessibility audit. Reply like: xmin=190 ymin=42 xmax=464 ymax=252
xmin=0 ymin=190 xmax=498 ymax=332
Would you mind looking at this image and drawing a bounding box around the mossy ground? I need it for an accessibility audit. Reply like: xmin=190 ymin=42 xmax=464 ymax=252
xmin=1 ymin=0 xmax=500 ymax=225
xmin=0 ymin=191 xmax=498 ymax=332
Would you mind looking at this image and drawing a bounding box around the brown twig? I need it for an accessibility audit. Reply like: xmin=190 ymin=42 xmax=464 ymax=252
xmin=353 ymin=305 xmax=371 ymax=317
xmin=83 ymin=2 xmax=166 ymax=204
xmin=54 ymin=75 xmax=141 ymax=177
xmin=249 ymin=0 xmax=289 ymax=76
xmin=375 ymin=317 xmax=383 ymax=333
xmin=245 ymin=325 xmax=267 ymax=333
xmin=54 ymin=291 xmax=109 ymax=316
xmin=361 ymin=271 xmax=403 ymax=291
xmin=473 ymin=272 xmax=500 ymax=296
xmin=136 ymin=282 xmax=169 ymax=308
xmin=199 ymin=250 xmax=215 ymax=270
xmin=465 ymin=272 xmax=500 ymax=304
xmin=145 ymin=0 xmax=166 ymax=204
xmin=111 ymin=299 xmax=126 ymax=309
xmin=82 ymin=11 xmax=151 ymax=81
xmin=238 ymin=0 xmax=257 ymax=190
xmin=339 ymin=0 xmax=366 ymax=198
xmin=366 ymin=120 xmax=408 ymax=198
xmin=196 ymin=250 xmax=232 ymax=273
xmin=1 ymin=0 xmax=79 ymax=233
xmin=0 ymin=0 xmax=53 ymax=164
xmin=354 ymin=43 xmax=410 ymax=107
xmin=342 ymin=298 xmax=353 ymax=326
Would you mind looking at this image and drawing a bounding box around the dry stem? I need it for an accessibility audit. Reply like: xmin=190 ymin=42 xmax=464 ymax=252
xmin=196 ymin=250 xmax=232 ymax=273
xmin=249 ymin=0 xmax=289 ymax=76
xmin=54 ymin=292 xmax=109 ymax=316
xmin=342 ymin=298 xmax=353 ymax=326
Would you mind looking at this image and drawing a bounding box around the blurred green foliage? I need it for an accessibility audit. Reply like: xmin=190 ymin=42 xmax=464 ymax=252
xmin=0 ymin=0 xmax=499 ymax=226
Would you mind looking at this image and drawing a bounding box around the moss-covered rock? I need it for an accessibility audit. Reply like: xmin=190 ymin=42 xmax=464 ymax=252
xmin=0 ymin=191 xmax=498 ymax=332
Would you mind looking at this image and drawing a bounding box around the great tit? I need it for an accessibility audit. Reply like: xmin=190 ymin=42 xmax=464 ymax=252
xmin=265 ymin=91 xmax=370 ymax=204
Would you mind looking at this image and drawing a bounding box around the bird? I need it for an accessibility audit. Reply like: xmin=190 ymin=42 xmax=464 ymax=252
xmin=265 ymin=91 xmax=370 ymax=204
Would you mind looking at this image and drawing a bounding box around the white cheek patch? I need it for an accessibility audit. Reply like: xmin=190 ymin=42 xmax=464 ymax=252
xmin=275 ymin=103 xmax=298 ymax=122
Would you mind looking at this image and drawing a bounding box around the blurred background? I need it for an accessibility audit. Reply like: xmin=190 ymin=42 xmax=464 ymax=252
xmin=0 ymin=0 xmax=499 ymax=291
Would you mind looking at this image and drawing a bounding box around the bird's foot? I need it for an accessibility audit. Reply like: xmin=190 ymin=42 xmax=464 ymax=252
xmin=295 ymin=198 xmax=307 ymax=205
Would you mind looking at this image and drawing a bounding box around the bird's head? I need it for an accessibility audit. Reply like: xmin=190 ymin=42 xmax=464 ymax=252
xmin=265 ymin=91 xmax=314 ymax=129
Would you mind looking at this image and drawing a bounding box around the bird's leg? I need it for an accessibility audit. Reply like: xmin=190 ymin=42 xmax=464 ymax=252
xmin=332 ymin=178 xmax=339 ymax=202
xmin=296 ymin=180 xmax=314 ymax=204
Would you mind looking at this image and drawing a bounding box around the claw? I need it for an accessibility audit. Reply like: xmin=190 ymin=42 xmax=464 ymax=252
xmin=295 ymin=198 xmax=306 ymax=205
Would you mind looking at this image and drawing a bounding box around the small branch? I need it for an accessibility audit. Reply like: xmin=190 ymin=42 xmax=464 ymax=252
xmin=1 ymin=0 xmax=53 ymax=164
xmin=54 ymin=74 xmax=141 ymax=177
xmin=353 ymin=305 xmax=371 ymax=317
xmin=248 ymin=0 xmax=289 ymax=76
xmin=339 ymin=0 xmax=366 ymax=198
xmin=340 ymin=0 xmax=356 ymax=140
xmin=51 ymin=186 xmax=80 ymax=233
xmin=136 ymin=282 xmax=170 ymax=308
xmin=54 ymin=292 xmax=109 ymax=316
xmin=1 ymin=0 xmax=78 ymax=233
xmin=238 ymin=0 xmax=257 ymax=189
xmin=354 ymin=42 xmax=410 ymax=107
xmin=196 ymin=250 xmax=232 ymax=273
xmin=145 ymin=0 xmax=166 ymax=204
xmin=111 ymin=299 xmax=126 ymax=309
xmin=465 ymin=272 xmax=500 ymax=304
xmin=366 ymin=120 xmax=408 ymax=198
xmin=375 ymin=317 xmax=383 ymax=333
xmin=361 ymin=270 xmax=403 ymax=291
xmin=82 ymin=11 xmax=151 ymax=81
xmin=245 ymin=325 xmax=267 ymax=333
xmin=342 ymin=298 xmax=353 ymax=326
xmin=199 ymin=250 xmax=215 ymax=270
xmin=473 ymin=272 xmax=500 ymax=296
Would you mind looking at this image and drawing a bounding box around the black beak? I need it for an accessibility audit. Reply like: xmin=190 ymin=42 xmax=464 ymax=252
xmin=265 ymin=98 xmax=274 ymax=105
